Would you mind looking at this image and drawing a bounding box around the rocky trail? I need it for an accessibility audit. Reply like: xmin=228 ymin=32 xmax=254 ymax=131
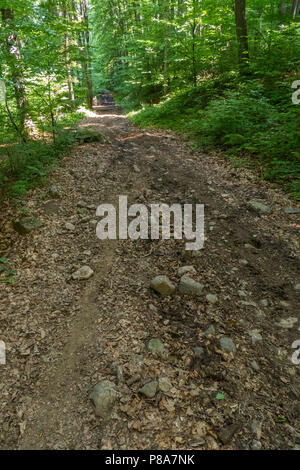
xmin=0 ymin=105 xmax=299 ymax=450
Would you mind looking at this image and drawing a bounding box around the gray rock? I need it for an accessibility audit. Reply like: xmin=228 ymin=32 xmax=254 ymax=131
xmin=193 ymin=347 xmax=205 ymax=358
xmin=178 ymin=266 xmax=196 ymax=277
xmin=87 ymin=204 xmax=97 ymax=210
xmin=249 ymin=329 xmax=263 ymax=343
xmin=147 ymin=338 xmax=164 ymax=354
xmin=13 ymin=217 xmax=43 ymax=235
xmin=251 ymin=420 xmax=261 ymax=435
xmin=218 ymin=423 xmax=241 ymax=444
xmin=206 ymin=294 xmax=218 ymax=304
xmin=276 ymin=317 xmax=298 ymax=329
xmin=295 ymin=284 xmax=300 ymax=292
xmin=239 ymin=259 xmax=249 ymax=266
xmin=65 ymin=222 xmax=75 ymax=231
xmin=189 ymin=438 xmax=205 ymax=447
xmin=139 ymin=381 xmax=158 ymax=398
xmin=49 ymin=185 xmax=60 ymax=199
xmin=72 ymin=266 xmax=94 ymax=280
xmin=247 ymin=200 xmax=272 ymax=215
xmin=158 ymin=377 xmax=172 ymax=393
xmin=178 ymin=277 xmax=204 ymax=297
xmin=205 ymin=325 xmax=216 ymax=336
xmin=250 ymin=360 xmax=260 ymax=372
xmin=279 ymin=301 xmax=290 ymax=308
xmin=89 ymin=380 xmax=117 ymax=418
xmin=77 ymin=200 xmax=88 ymax=208
xmin=238 ymin=290 xmax=247 ymax=298
xmin=283 ymin=207 xmax=300 ymax=215
xmin=219 ymin=337 xmax=235 ymax=353
xmin=251 ymin=440 xmax=262 ymax=450
xmin=260 ymin=299 xmax=269 ymax=307
xmin=150 ymin=275 xmax=175 ymax=296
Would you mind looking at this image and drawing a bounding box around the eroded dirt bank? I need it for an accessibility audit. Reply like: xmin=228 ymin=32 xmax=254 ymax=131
xmin=0 ymin=106 xmax=299 ymax=450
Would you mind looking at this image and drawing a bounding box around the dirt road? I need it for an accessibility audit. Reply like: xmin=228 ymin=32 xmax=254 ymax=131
xmin=0 ymin=106 xmax=299 ymax=450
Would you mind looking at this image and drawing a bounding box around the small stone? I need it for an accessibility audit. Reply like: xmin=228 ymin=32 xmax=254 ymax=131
xmin=49 ymin=185 xmax=60 ymax=199
xmin=260 ymin=299 xmax=269 ymax=307
xmin=77 ymin=200 xmax=88 ymax=208
xmin=250 ymin=360 xmax=260 ymax=372
xmin=206 ymin=294 xmax=218 ymax=304
xmin=219 ymin=337 xmax=235 ymax=353
xmin=90 ymin=220 xmax=98 ymax=226
xmin=295 ymin=284 xmax=300 ymax=292
xmin=51 ymin=253 xmax=59 ymax=259
xmin=247 ymin=200 xmax=272 ymax=215
xmin=277 ymin=317 xmax=298 ymax=329
xmin=65 ymin=222 xmax=75 ymax=231
xmin=13 ymin=217 xmax=43 ymax=235
xmin=87 ymin=204 xmax=97 ymax=210
xmin=133 ymin=164 xmax=141 ymax=173
xmin=72 ymin=266 xmax=94 ymax=280
xmin=148 ymin=304 xmax=158 ymax=313
xmin=205 ymin=325 xmax=216 ymax=336
xmin=150 ymin=275 xmax=175 ymax=296
xmin=178 ymin=266 xmax=196 ymax=277
xmin=89 ymin=380 xmax=117 ymax=418
xmin=238 ymin=290 xmax=247 ymax=298
xmin=158 ymin=377 xmax=172 ymax=393
xmin=239 ymin=259 xmax=249 ymax=266
xmin=283 ymin=207 xmax=300 ymax=215
xmin=251 ymin=440 xmax=262 ymax=450
xmin=251 ymin=420 xmax=261 ymax=435
xmin=193 ymin=347 xmax=205 ymax=358
xmin=189 ymin=438 xmax=205 ymax=447
xmin=139 ymin=381 xmax=158 ymax=398
xmin=178 ymin=277 xmax=204 ymax=297
xmin=147 ymin=338 xmax=164 ymax=354
xmin=218 ymin=423 xmax=241 ymax=444
xmin=249 ymin=329 xmax=263 ymax=343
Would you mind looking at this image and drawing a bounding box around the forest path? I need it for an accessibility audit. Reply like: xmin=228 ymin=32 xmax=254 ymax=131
xmin=0 ymin=106 xmax=299 ymax=450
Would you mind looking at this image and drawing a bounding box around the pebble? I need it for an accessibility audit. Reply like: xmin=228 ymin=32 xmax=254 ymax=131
xmin=206 ymin=294 xmax=218 ymax=304
xmin=150 ymin=276 xmax=175 ymax=296
xmin=249 ymin=330 xmax=263 ymax=343
xmin=49 ymin=185 xmax=60 ymax=198
xmin=193 ymin=347 xmax=205 ymax=358
xmin=251 ymin=440 xmax=262 ymax=450
xmin=158 ymin=377 xmax=172 ymax=393
xmin=205 ymin=325 xmax=216 ymax=336
xmin=250 ymin=360 xmax=260 ymax=372
xmin=178 ymin=266 xmax=196 ymax=277
xmin=147 ymin=338 xmax=164 ymax=354
xmin=65 ymin=222 xmax=75 ymax=231
xmin=139 ymin=381 xmax=158 ymax=398
xmin=72 ymin=266 xmax=94 ymax=280
xmin=77 ymin=200 xmax=88 ymax=208
xmin=283 ymin=207 xmax=300 ymax=214
xmin=13 ymin=217 xmax=43 ymax=235
xmin=219 ymin=337 xmax=235 ymax=353
xmin=247 ymin=200 xmax=272 ymax=215
xmin=277 ymin=317 xmax=298 ymax=329
xmin=178 ymin=277 xmax=204 ymax=297
xmin=89 ymin=380 xmax=117 ymax=418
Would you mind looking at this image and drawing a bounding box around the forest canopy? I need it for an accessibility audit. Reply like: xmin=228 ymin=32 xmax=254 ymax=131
xmin=0 ymin=0 xmax=299 ymax=198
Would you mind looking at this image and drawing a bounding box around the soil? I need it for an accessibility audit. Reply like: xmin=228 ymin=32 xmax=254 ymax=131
xmin=0 ymin=105 xmax=299 ymax=450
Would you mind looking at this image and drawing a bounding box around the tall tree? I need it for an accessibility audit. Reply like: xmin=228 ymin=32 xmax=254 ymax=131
xmin=234 ymin=0 xmax=249 ymax=72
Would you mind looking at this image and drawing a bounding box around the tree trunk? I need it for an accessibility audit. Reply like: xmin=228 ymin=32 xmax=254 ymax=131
xmin=80 ymin=0 xmax=93 ymax=109
xmin=1 ymin=8 xmax=29 ymax=138
xmin=234 ymin=0 xmax=249 ymax=72
xmin=291 ymin=0 xmax=300 ymax=17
